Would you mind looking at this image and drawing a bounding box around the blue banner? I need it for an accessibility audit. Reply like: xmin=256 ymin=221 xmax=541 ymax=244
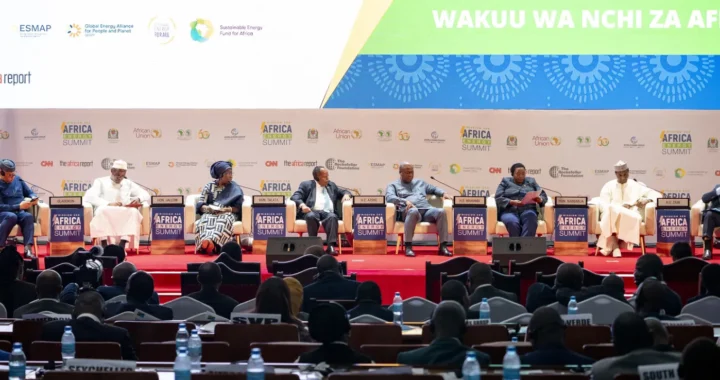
xmin=656 ymin=209 xmax=690 ymax=244
xmin=554 ymin=208 xmax=589 ymax=243
xmin=253 ymin=207 xmax=286 ymax=240
xmin=50 ymin=208 xmax=84 ymax=243
xmin=453 ymin=208 xmax=487 ymax=242
xmin=353 ymin=207 xmax=386 ymax=241
xmin=151 ymin=207 xmax=184 ymax=241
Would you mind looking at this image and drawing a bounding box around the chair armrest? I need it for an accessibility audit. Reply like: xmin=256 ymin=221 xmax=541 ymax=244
xmin=286 ymin=200 xmax=296 ymax=233
xmin=342 ymin=200 xmax=353 ymax=233
xmin=141 ymin=203 xmax=151 ymax=235
xmin=542 ymin=198 xmax=555 ymax=235
xmin=82 ymin=202 xmax=93 ymax=237
xmin=486 ymin=197 xmax=497 ymax=235
xmin=37 ymin=202 xmax=50 ymax=237
xmin=386 ymin=203 xmax=396 ymax=234
xmin=588 ymin=203 xmax=600 ymax=235
xmin=443 ymin=199 xmax=453 ymax=234
xmin=644 ymin=202 xmax=657 ymax=236
xmin=184 ymin=195 xmax=199 ymax=234
xmin=242 ymin=197 xmax=252 ymax=234
xmin=691 ymin=200 xmax=707 ymax=237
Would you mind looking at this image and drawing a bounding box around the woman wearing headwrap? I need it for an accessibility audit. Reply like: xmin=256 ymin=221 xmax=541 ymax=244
xmin=495 ymin=162 xmax=548 ymax=237
xmin=194 ymin=161 xmax=244 ymax=254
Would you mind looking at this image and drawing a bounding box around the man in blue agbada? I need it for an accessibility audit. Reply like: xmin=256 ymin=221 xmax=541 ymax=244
xmin=0 ymin=159 xmax=38 ymax=258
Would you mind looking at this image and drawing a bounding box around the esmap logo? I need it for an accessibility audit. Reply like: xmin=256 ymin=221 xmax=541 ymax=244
xmin=261 ymin=122 xmax=292 ymax=146
xmin=661 ymin=130 xmax=692 ymax=155
xmin=260 ymin=180 xmax=292 ymax=197
xmin=190 ymin=18 xmax=214 ymax=42
xmin=61 ymin=122 xmax=92 ymax=146
xmin=61 ymin=180 xmax=92 ymax=196
xmin=0 ymin=71 xmax=32 ymax=86
xmin=14 ymin=24 xmax=52 ymax=38
xmin=461 ymin=127 xmax=491 ymax=152
xmin=148 ymin=17 xmax=176 ymax=44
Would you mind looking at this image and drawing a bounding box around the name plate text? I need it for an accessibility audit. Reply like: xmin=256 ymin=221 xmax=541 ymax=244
xmin=454 ymin=196 xmax=486 ymax=207
xmin=353 ymin=195 xmax=385 ymax=206
xmin=151 ymin=195 xmax=183 ymax=206
xmin=252 ymin=195 xmax=285 ymax=206
xmin=555 ymin=197 xmax=588 ymax=207
xmin=657 ymin=198 xmax=690 ymax=208
xmin=562 ymin=313 xmax=593 ymax=326
xmin=49 ymin=196 xmax=83 ymax=207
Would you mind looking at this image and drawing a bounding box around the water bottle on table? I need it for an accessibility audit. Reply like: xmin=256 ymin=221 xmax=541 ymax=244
xmin=479 ymin=298 xmax=490 ymax=320
xmin=392 ymin=292 xmax=403 ymax=325
xmin=9 ymin=343 xmax=26 ymax=380
xmin=502 ymin=346 xmax=521 ymax=380
xmin=176 ymin=322 xmax=189 ymax=354
xmin=61 ymin=325 xmax=76 ymax=362
xmin=462 ymin=350 xmax=481 ymax=380
xmin=188 ymin=329 xmax=202 ymax=373
xmin=568 ymin=296 xmax=578 ymax=315
xmin=247 ymin=347 xmax=265 ymax=380
xmin=174 ymin=347 xmax=191 ymax=380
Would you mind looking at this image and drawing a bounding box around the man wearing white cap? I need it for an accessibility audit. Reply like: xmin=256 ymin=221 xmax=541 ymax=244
xmin=84 ymin=160 xmax=150 ymax=249
xmin=596 ymin=161 xmax=656 ymax=257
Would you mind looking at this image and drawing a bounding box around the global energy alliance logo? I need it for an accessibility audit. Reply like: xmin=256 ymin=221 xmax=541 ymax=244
xmin=461 ymin=127 xmax=491 ymax=152
xmin=661 ymin=130 xmax=692 ymax=155
xmin=190 ymin=18 xmax=214 ymax=42
xmin=261 ymin=122 xmax=292 ymax=146
xmin=68 ymin=24 xmax=82 ymax=37
xmin=61 ymin=122 xmax=92 ymax=146
xmin=15 ymin=24 xmax=51 ymax=38
xmin=0 ymin=72 xmax=32 ymax=86
xmin=68 ymin=23 xmax=134 ymax=37
xmin=148 ymin=17 xmax=176 ymax=44
xmin=260 ymin=180 xmax=292 ymax=197
xmin=61 ymin=180 xmax=91 ymax=196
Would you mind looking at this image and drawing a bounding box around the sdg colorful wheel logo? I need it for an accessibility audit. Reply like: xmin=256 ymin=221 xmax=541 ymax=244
xmin=190 ymin=18 xmax=214 ymax=42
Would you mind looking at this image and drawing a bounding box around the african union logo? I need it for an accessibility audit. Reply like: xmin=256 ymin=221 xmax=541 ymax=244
xmin=461 ymin=127 xmax=492 ymax=152
xmin=450 ymin=164 xmax=461 ymax=174
xmin=397 ymin=131 xmax=410 ymax=141
xmin=67 ymin=24 xmax=82 ymax=37
xmin=190 ymin=18 xmax=214 ymax=42
xmin=674 ymin=168 xmax=686 ymax=178
xmin=597 ymin=137 xmax=610 ymax=147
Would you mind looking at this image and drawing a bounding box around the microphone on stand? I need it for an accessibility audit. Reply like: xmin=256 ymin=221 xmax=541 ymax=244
xmin=429 ymin=176 xmax=462 ymax=194
xmin=125 ymin=177 xmax=158 ymax=195
xmin=19 ymin=179 xmax=55 ymax=197
xmin=541 ymin=186 xmax=563 ymax=196
xmin=336 ymin=184 xmax=360 ymax=195
xmin=634 ymin=178 xmax=664 ymax=196
xmin=240 ymin=185 xmax=262 ymax=194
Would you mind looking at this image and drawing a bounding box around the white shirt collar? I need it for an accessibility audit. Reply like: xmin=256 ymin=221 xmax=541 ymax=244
xmin=476 ymin=284 xmax=493 ymax=289
xmin=32 ymin=298 xmax=59 ymax=304
xmin=77 ymin=313 xmax=102 ymax=323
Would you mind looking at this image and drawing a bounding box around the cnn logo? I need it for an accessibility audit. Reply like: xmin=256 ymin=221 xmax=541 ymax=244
xmin=41 ymin=161 xmax=53 ymax=167
xmin=489 ymin=167 xmax=502 ymax=174
xmin=265 ymin=161 xmax=278 ymax=167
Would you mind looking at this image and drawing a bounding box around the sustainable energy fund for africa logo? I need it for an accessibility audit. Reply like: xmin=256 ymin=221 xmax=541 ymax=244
xmin=190 ymin=18 xmax=214 ymax=42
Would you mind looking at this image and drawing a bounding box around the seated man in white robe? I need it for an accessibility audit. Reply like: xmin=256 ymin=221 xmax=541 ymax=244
xmin=596 ymin=161 xmax=654 ymax=257
xmin=84 ymin=160 xmax=150 ymax=249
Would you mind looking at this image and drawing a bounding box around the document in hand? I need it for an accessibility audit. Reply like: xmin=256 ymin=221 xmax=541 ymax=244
xmin=521 ymin=190 xmax=542 ymax=205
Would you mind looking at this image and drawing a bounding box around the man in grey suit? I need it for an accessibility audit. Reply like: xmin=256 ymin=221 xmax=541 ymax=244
xmin=386 ymin=162 xmax=452 ymax=257
xmin=590 ymin=312 xmax=680 ymax=380
xmin=14 ymin=269 xmax=73 ymax=318
xmin=700 ymin=184 xmax=720 ymax=260
xmin=291 ymin=166 xmax=351 ymax=256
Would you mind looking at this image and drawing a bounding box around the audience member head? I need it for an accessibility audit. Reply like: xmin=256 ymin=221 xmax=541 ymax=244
xmin=73 ymin=290 xmax=105 ymax=320
xmin=678 ymin=338 xmax=720 ymax=380
xmin=283 ymin=277 xmax=304 ymax=318
xmin=197 ymin=262 xmax=222 ymax=290
xmin=126 ymin=271 xmax=155 ymax=304
xmin=220 ymin=242 xmax=242 ymax=261
xmin=103 ymin=244 xmax=126 ymax=263
xmin=635 ymin=278 xmax=667 ymax=316
xmin=430 ymin=301 xmax=467 ymax=340
xmin=112 ymin=262 xmax=137 ymax=288
xmin=555 ymin=263 xmax=584 ymax=290
xmin=441 ymin=280 xmax=470 ymax=309
xmin=700 ymin=264 xmax=720 ymax=295
xmin=467 ymin=263 xmax=493 ymax=290
xmin=36 ymin=269 xmax=63 ymax=299
xmin=255 ymin=277 xmax=295 ymax=324
xmin=355 ymin=281 xmax=383 ymax=304
xmin=0 ymin=246 xmax=23 ymax=284
xmin=611 ymin=312 xmax=654 ymax=355
xmin=307 ymin=302 xmax=351 ymax=344
xmin=304 ymin=245 xmax=325 ymax=257
xmin=602 ymin=274 xmax=625 ymax=295
xmin=645 ymin=318 xmax=671 ymax=348
xmin=670 ymin=242 xmax=693 ymax=262
xmin=316 ymin=254 xmax=340 ymax=275
xmin=527 ymin=307 xmax=566 ymax=349
xmin=634 ymin=254 xmax=664 ymax=284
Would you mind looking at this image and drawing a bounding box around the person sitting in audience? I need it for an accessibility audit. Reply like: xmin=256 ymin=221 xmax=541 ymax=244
xmin=595 ymin=273 xmax=629 ymax=304
xmin=220 ymin=241 xmax=242 ymax=261
xmin=629 ymin=254 xmax=681 ymax=316
xmin=590 ymin=312 xmax=680 ymax=380
xmin=13 ymin=269 xmax=74 ymax=318
xmin=0 ymin=349 xmax=7 ymax=360
xmin=255 ymin=277 xmax=311 ymax=341
xmin=442 ymin=280 xmax=480 ymax=319
xmin=304 ymin=245 xmax=326 ymax=257
xmin=186 ymin=262 xmax=238 ymax=319
xmin=645 ymin=318 xmax=675 ymax=352
xmin=670 ymin=241 xmax=693 ymax=262
xmin=467 ymin=262 xmax=518 ymax=304
xmin=97 ymin=262 xmax=160 ymax=304
xmin=0 ymin=246 xmax=36 ymax=316
xmin=678 ymin=338 xmax=720 ymax=380
xmin=526 ymin=263 xmax=601 ymax=312
xmin=101 ymin=244 xmax=126 ymax=264
xmin=297 ymin=302 xmax=372 ymax=365
xmin=347 ymin=281 xmax=393 ymax=322
xmin=301 ymin=254 xmax=360 ymax=312
xmin=635 ymin=279 xmax=678 ymax=320
xmin=104 ymin=271 xmax=173 ymax=320
xmin=521 ymin=306 xmax=594 ymax=366
xmin=687 ymin=264 xmax=720 ymax=304
xmin=42 ymin=290 xmax=136 ymax=360
xmin=398 ymin=301 xmax=489 ymax=368
xmin=283 ymin=277 xmax=309 ymax=321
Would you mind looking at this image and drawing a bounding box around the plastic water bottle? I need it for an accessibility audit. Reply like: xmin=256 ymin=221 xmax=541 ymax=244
xmin=176 ymin=323 xmax=189 ymax=354
xmin=61 ymin=325 xmax=76 ymax=362
xmin=568 ymin=296 xmax=578 ymax=315
xmin=462 ymin=351 xmax=481 ymax=380
xmin=247 ymin=347 xmax=265 ymax=380
xmin=511 ymin=337 xmax=518 ymax=343
xmin=502 ymin=346 xmax=521 ymax=380
xmin=9 ymin=343 xmax=26 ymax=380
xmin=188 ymin=329 xmax=202 ymax=372
xmin=174 ymin=347 xmax=191 ymax=380
xmin=392 ymin=292 xmax=403 ymax=325
xmin=479 ymin=298 xmax=491 ymax=320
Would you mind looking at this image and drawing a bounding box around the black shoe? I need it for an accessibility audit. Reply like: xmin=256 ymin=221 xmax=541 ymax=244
xmin=703 ymin=249 xmax=713 ymax=260
xmin=326 ymin=245 xmax=338 ymax=256
xmin=119 ymin=239 xmax=128 ymax=249
xmin=24 ymin=245 xmax=36 ymax=259
xmin=100 ymin=239 xmax=108 ymax=248
xmin=438 ymin=243 xmax=452 ymax=257
xmin=405 ymin=247 xmax=416 ymax=257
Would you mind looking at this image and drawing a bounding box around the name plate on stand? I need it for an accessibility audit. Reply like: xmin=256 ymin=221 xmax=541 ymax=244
xmin=656 ymin=198 xmax=691 ymax=256
xmin=453 ymin=196 xmax=487 ymax=256
xmin=553 ymin=196 xmax=589 ymax=256
xmin=150 ymin=195 xmax=185 ymax=255
xmin=49 ymin=196 xmax=85 ymax=256
xmin=252 ymin=195 xmax=286 ymax=255
xmin=352 ymin=195 xmax=386 ymax=255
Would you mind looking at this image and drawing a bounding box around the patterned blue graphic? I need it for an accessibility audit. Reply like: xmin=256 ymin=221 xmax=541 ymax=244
xmin=545 ymin=55 xmax=626 ymax=103
xmin=633 ymin=55 xmax=715 ymax=103
xmin=325 ymin=55 xmax=720 ymax=110
xmin=367 ymin=55 xmax=451 ymax=103
xmin=456 ymin=55 xmax=538 ymax=103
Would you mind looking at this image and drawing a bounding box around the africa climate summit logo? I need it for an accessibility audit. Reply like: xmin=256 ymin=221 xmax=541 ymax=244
xmin=190 ymin=18 xmax=214 ymax=42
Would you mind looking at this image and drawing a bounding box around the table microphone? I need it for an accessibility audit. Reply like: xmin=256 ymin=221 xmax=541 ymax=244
xmin=20 ymin=179 xmax=55 ymax=197
xmin=541 ymin=186 xmax=563 ymax=196
xmin=240 ymin=185 xmax=262 ymax=194
xmin=124 ymin=177 xmax=158 ymax=195
xmin=634 ymin=178 xmax=664 ymax=196
xmin=429 ymin=176 xmax=461 ymax=194
xmin=336 ymin=184 xmax=360 ymax=195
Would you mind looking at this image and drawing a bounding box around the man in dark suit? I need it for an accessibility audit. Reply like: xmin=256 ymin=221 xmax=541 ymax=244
xmin=441 ymin=280 xmax=479 ymax=319
xmin=670 ymin=241 xmax=693 ymax=262
xmin=347 ymin=281 xmax=393 ymax=321
xmin=104 ymin=271 xmax=173 ymax=320
xmin=187 ymin=262 xmax=238 ymax=318
xmin=700 ymin=184 xmax=720 ymax=260
xmin=688 ymin=264 xmax=720 ymax=304
xmin=467 ymin=263 xmax=518 ymax=305
xmin=678 ymin=338 xmax=720 ymax=380
xmin=14 ymin=269 xmax=73 ymax=318
xmin=301 ymin=255 xmax=359 ymax=312
xmin=97 ymin=262 xmax=160 ymax=304
xmin=526 ymin=263 xmax=602 ymax=312
xmin=398 ymin=301 xmax=490 ymax=369
xmin=298 ymin=302 xmax=372 ymax=364
xmin=521 ymin=307 xmax=594 ymax=366
xmin=629 ymin=254 xmax=682 ymax=316
xmin=0 ymin=246 xmax=36 ymax=316
xmin=291 ymin=166 xmax=351 ymax=256
xmin=42 ymin=290 xmax=136 ymax=360
xmin=635 ymin=279 xmax=678 ymax=321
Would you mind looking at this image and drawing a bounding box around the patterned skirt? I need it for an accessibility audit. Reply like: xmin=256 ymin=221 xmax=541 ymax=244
xmin=194 ymin=213 xmax=237 ymax=251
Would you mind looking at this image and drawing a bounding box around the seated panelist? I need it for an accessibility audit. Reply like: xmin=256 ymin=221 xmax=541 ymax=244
xmin=194 ymin=161 xmax=244 ymax=255
xmin=495 ymin=163 xmax=547 ymax=237
xmin=0 ymin=159 xmax=38 ymax=258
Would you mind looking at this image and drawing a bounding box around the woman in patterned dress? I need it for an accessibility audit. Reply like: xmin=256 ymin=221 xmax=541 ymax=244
xmin=195 ymin=161 xmax=244 ymax=254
